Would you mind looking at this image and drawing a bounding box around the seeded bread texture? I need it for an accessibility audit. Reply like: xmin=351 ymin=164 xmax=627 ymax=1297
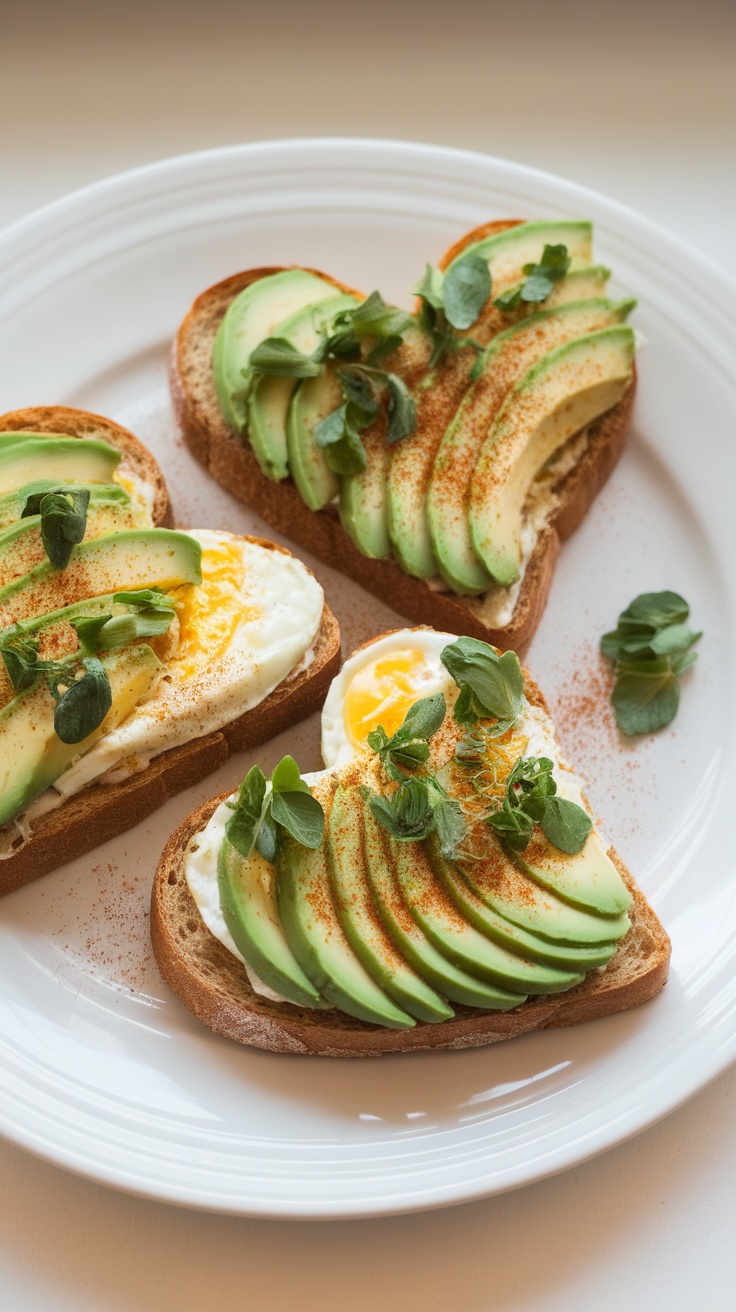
xmin=0 ymin=406 xmax=174 ymax=529
xmin=170 ymin=239 xmax=635 ymax=658
xmin=150 ymin=666 xmax=670 ymax=1057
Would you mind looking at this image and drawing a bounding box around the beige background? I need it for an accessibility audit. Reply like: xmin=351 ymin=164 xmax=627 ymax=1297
xmin=1 ymin=1 xmax=736 ymax=1308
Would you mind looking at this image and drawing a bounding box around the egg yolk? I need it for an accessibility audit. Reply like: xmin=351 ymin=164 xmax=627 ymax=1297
xmin=343 ymin=649 xmax=441 ymax=746
xmin=169 ymin=541 xmax=259 ymax=681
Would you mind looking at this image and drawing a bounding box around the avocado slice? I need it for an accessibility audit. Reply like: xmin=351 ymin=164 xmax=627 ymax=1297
xmin=499 ymin=265 xmax=612 ymax=315
xmin=247 ymin=292 xmax=359 ymax=482
xmin=446 ymin=221 xmax=594 ymax=305
xmin=213 ymin=269 xmax=340 ymax=432
xmin=0 ymin=438 xmax=121 ymax=498
xmin=428 ymin=299 xmax=635 ymax=594
xmin=0 ymin=528 xmax=202 ymax=626
xmin=515 ymin=828 xmax=633 ymax=917
xmin=426 ymin=837 xmax=623 ymax=971
xmin=0 ymin=643 xmax=160 ymax=827
xmin=456 ymin=836 xmax=630 ymax=945
xmin=0 ymin=498 xmax=143 ymax=589
xmin=217 ymin=836 xmax=328 ymax=1008
xmin=469 ymin=325 xmax=636 ymax=585
xmin=0 ymin=482 xmax=130 ymax=535
xmin=339 ymin=429 xmax=392 ymax=559
xmin=276 ymin=783 xmax=415 ymax=1029
xmin=386 ymin=347 xmax=476 ymax=579
xmin=327 ymin=783 xmax=453 ymax=1022
xmin=286 ymin=371 xmax=341 ymax=511
xmin=392 ymin=835 xmax=586 ymax=996
xmin=361 ymin=794 xmax=534 ymax=1009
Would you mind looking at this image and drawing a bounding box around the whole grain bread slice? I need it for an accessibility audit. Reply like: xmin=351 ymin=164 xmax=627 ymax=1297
xmin=0 ymin=406 xmax=174 ymax=528
xmin=0 ymin=410 xmax=343 ymax=893
xmin=150 ymin=665 xmax=670 ymax=1057
xmin=170 ymin=240 xmax=635 ymax=658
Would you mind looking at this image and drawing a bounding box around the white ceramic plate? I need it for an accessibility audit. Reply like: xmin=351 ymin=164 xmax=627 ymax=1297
xmin=0 ymin=140 xmax=735 ymax=1218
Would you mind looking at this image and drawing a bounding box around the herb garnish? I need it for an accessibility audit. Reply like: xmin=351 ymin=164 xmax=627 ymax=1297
xmin=414 ymin=255 xmax=490 ymax=370
xmin=21 ymin=487 xmax=90 ymax=569
xmin=0 ymin=589 xmax=177 ymax=745
xmin=601 ymin=591 xmax=702 ymax=734
xmin=224 ymin=756 xmax=324 ymax=861
xmin=440 ymin=636 xmax=524 ymax=731
xmin=367 ymin=693 xmax=446 ymax=781
xmin=478 ymin=755 xmax=592 ymax=855
xmin=364 ymin=692 xmax=465 ymax=858
xmin=494 ymin=244 xmax=571 ymax=312
xmin=247 ymin=292 xmax=417 ymax=474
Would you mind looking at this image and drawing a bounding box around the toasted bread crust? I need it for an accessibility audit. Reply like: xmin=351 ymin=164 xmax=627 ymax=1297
xmin=170 ymin=249 xmax=635 ymax=658
xmin=150 ymin=659 xmax=671 ymax=1057
xmin=0 ymin=406 xmax=174 ymax=529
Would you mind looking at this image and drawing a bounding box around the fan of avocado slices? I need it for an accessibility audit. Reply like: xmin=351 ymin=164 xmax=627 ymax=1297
xmin=0 ymin=430 xmax=203 ymax=830
xmin=213 ymin=220 xmax=637 ymax=605
xmin=186 ymin=636 xmax=633 ymax=1027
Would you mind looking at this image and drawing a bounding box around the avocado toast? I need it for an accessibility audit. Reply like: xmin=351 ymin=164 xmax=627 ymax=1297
xmin=151 ymin=629 xmax=669 ymax=1056
xmin=0 ymin=408 xmax=340 ymax=894
xmin=171 ymin=219 xmax=637 ymax=657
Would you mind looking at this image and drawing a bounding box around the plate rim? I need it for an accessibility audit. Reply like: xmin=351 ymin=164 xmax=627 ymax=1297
xmin=1 ymin=136 xmax=735 ymax=1218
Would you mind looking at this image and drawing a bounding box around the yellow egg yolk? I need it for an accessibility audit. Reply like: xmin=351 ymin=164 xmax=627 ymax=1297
xmin=168 ymin=541 xmax=258 ymax=682
xmin=343 ymin=649 xmax=443 ymax=746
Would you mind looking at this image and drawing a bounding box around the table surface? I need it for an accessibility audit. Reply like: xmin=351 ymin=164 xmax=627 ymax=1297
xmin=2 ymin=1 xmax=735 ymax=1307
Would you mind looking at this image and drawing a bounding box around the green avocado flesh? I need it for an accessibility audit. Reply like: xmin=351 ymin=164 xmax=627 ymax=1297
xmin=276 ymin=792 xmax=416 ymax=1029
xmin=469 ymin=325 xmax=635 ymax=586
xmin=0 ymin=644 xmax=160 ymax=827
xmin=247 ymin=292 xmax=359 ymax=482
xmin=448 ymin=221 xmax=593 ymax=301
xmin=209 ymin=722 xmax=631 ymax=1024
xmin=0 ymin=437 xmax=121 ymax=497
xmin=516 ymin=828 xmax=633 ymax=916
xmin=339 ymin=428 xmax=392 ymax=559
xmin=213 ymin=269 xmax=340 ymax=432
xmin=0 ymin=529 xmax=202 ymax=626
xmin=427 ymin=299 xmax=635 ymax=595
xmin=218 ymin=836 xmax=327 ymax=1008
xmin=0 ymin=498 xmax=144 ymax=589
xmin=286 ymin=371 xmax=342 ymax=511
xmin=327 ymin=783 xmax=453 ymax=1022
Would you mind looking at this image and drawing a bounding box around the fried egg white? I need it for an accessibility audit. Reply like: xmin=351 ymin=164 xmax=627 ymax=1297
xmin=49 ymin=530 xmax=323 ymax=799
xmin=320 ymin=628 xmax=458 ymax=770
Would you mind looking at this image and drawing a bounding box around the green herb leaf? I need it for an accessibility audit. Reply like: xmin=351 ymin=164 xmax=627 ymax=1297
xmin=53 ymin=656 xmax=112 ymax=744
xmin=336 ymin=368 xmax=381 ymax=424
xmin=255 ymin=805 xmax=279 ymax=862
xmin=369 ymin=777 xmax=436 ymax=843
xmin=442 ymin=253 xmax=492 ymax=330
xmin=441 ymin=637 xmax=524 ymax=726
xmin=539 ymin=796 xmax=592 ymax=855
xmin=385 ymin=373 xmax=416 ymax=443
xmin=413 ymin=264 xmax=445 ymax=311
xmin=271 ymin=790 xmax=324 ymax=849
xmin=0 ymin=632 xmax=39 ymax=694
xmin=22 ymin=488 xmax=90 ymax=570
xmin=495 ymin=244 xmax=571 ymax=312
xmin=225 ymin=756 xmax=323 ymax=861
xmin=347 ymin=291 xmax=414 ymax=339
xmin=225 ymin=765 xmax=268 ymax=860
xmin=314 ymin=404 xmax=368 ymax=475
xmin=248 ymin=337 xmax=323 ymax=378
xmin=368 ymin=693 xmax=446 ymax=780
xmin=601 ymin=590 xmax=700 ymax=735
xmin=72 ymin=591 xmax=177 ymax=655
xmin=611 ymin=659 xmax=681 ymax=735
